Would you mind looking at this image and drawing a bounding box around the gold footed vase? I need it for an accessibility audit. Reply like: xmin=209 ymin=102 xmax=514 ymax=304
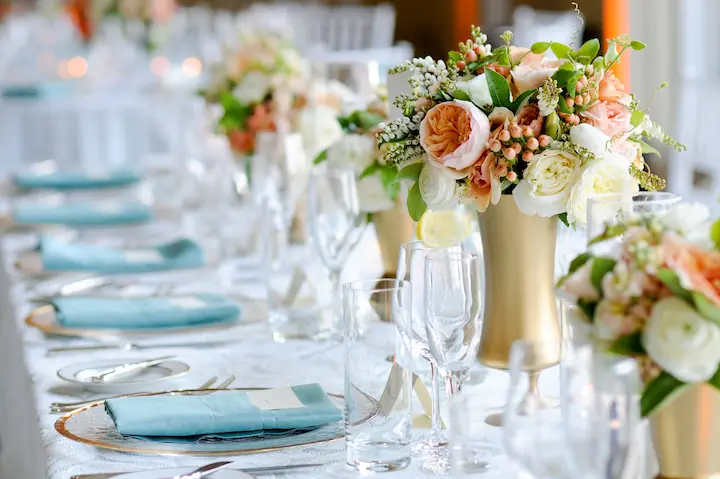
xmin=372 ymin=197 xmax=415 ymax=279
xmin=650 ymin=384 xmax=720 ymax=479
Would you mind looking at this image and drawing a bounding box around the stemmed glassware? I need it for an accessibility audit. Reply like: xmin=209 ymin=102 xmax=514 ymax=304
xmin=307 ymin=165 xmax=368 ymax=336
xmin=422 ymin=251 xmax=484 ymax=474
xmin=395 ymin=241 xmax=463 ymax=458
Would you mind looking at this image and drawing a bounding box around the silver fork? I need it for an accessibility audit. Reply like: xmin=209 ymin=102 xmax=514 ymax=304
xmin=50 ymin=375 xmax=229 ymax=413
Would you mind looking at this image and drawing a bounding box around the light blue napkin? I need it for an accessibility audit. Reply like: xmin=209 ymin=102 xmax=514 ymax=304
xmin=13 ymin=202 xmax=153 ymax=226
xmin=52 ymin=295 xmax=241 ymax=329
xmin=38 ymin=237 xmax=204 ymax=273
xmin=105 ymin=384 xmax=342 ymax=439
xmin=13 ymin=169 xmax=140 ymax=190
xmin=3 ymin=82 xmax=72 ymax=98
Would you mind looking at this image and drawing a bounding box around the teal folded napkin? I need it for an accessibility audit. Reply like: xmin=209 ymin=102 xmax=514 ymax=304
xmin=3 ymin=82 xmax=72 ymax=98
xmin=38 ymin=237 xmax=204 ymax=273
xmin=13 ymin=202 xmax=152 ymax=226
xmin=52 ymin=295 xmax=241 ymax=329
xmin=105 ymin=384 xmax=342 ymax=439
xmin=14 ymin=169 xmax=140 ymax=190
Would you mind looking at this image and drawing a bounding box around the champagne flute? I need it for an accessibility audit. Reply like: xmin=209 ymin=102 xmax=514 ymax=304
xmin=307 ymin=165 xmax=367 ymax=336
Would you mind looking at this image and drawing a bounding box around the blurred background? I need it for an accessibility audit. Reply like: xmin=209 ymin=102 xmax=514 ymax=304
xmin=0 ymin=0 xmax=711 ymax=210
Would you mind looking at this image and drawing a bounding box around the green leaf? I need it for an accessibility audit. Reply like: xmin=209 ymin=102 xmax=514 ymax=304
xmin=630 ymin=110 xmax=645 ymax=128
xmin=351 ymin=110 xmax=385 ymax=130
xmin=493 ymin=45 xmax=510 ymax=66
xmin=711 ymin=219 xmax=720 ymax=250
xmin=693 ymin=292 xmax=720 ymax=326
xmin=573 ymin=55 xmax=592 ymax=65
xmin=590 ymin=257 xmax=617 ymax=294
xmin=393 ymin=162 xmax=424 ymax=184
xmin=553 ymin=68 xmax=576 ymax=88
xmin=592 ymin=56 xmax=606 ymax=71
xmin=557 ymin=96 xmax=573 ymax=114
xmin=641 ymin=371 xmax=685 ymax=418
xmin=605 ymin=40 xmax=619 ymax=64
xmin=484 ymin=68 xmax=513 ymax=110
xmin=544 ymin=111 xmax=562 ymax=139
xmin=558 ymin=62 xmax=576 ymax=71
xmin=640 ymin=140 xmax=661 ymax=157
xmin=708 ymin=366 xmax=720 ymax=391
xmin=630 ymin=40 xmax=647 ymax=51
xmin=452 ymin=89 xmax=471 ymax=101
xmin=551 ymin=42 xmax=572 ymax=59
xmin=466 ymin=61 xmax=480 ymax=71
xmin=576 ymin=39 xmax=600 ymax=63
xmin=565 ymin=72 xmax=582 ymax=98
xmin=338 ymin=116 xmax=352 ymax=131
xmin=608 ymin=332 xmax=645 ymax=355
xmin=510 ymin=89 xmax=536 ymax=113
xmin=448 ymin=51 xmax=462 ymax=62
xmin=577 ymin=299 xmax=597 ymax=322
xmin=569 ymin=253 xmax=592 ymax=275
xmin=588 ymin=223 xmax=629 ymax=246
xmin=531 ymin=41 xmax=551 ymax=54
xmin=657 ymin=268 xmax=693 ymax=301
xmin=407 ymin=183 xmax=427 ymax=221
xmin=313 ymin=148 xmax=329 ymax=165
xmin=360 ymin=162 xmax=381 ymax=179
xmin=558 ymin=212 xmax=570 ymax=227
xmin=379 ymin=165 xmax=400 ymax=200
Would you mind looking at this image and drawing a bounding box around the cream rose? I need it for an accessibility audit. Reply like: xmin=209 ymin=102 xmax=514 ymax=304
xmin=513 ymin=149 xmax=581 ymax=217
xmin=569 ymin=124 xmax=611 ymax=158
xmin=643 ymin=297 xmax=720 ymax=383
xmin=233 ymin=71 xmax=272 ymax=105
xmin=357 ymin=176 xmax=395 ymax=213
xmin=567 ymin=152 xmax=639 ymax=225
xmin=419 ymin=163 xmax=458 ymax=210
xmin=326 ymin=134 xmax=376 ymax=175
xmin=455 ymin=74 xmax=493 ymax=108
xmin=298 ymin=105 xmax=344 ymax=160
xmin=419 ymin=100 xmax=490 ymax=179
xmin=511 ymin=54 xmax=563 ymax=92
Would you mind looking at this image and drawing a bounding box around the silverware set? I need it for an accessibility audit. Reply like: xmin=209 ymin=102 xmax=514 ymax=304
xmin=69 ymin=462 xmax=324 ymax=479
xmin=50 ymin=375 xmax=236 ymax=414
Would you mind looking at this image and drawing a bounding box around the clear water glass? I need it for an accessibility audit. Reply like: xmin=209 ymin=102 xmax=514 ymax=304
xmin=342 ymin=279 xmax=412 ymax=473
xmin=450 ymin=392 xmax=503 ymax=475
xmin=396 ymin=241 xmax=463 ymax=455
xmin=308 ymin=166 xmax=367 ymax=335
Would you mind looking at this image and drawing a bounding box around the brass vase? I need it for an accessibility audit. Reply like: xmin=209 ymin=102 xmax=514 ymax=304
xmin=476 ymin=195 xmax=561 ymax=371
xmin=650 ymin=384 xmax=720 ymax=478
xmin=372 ymin=197 xmax=415 ymax=278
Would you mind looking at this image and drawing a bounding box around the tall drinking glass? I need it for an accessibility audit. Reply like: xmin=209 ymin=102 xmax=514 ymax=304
xmin=396 ymin=241 xmax=463 ymax=456
xmin=423 ymin=251 xmax=484 ymax=474
xmin=342 ymin=279 xmax=412 ymax=473
xmin=307 ymin=166 xmax=367 ymax=335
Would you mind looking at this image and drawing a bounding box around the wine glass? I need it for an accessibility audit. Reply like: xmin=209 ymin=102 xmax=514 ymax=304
xmin=396 ymin=241 xmax=463 ymax=456
xmin=307 ymin=165 xmax=368 ymax=336
xmin=422 ymin=251 xmax=484 ymax=474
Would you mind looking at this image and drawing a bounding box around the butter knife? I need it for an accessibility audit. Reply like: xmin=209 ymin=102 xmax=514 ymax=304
xmin=90 ymin=356 xmax=175 ymax=383
xmin=171 ymin=460 xmax=232 ymax=479
xmin=70 ymin=463 xmax=323 ymax=478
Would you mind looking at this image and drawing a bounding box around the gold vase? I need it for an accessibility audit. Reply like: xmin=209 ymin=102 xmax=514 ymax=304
xmin=372 ymin=198 xmax=415 ymax=278
xmin=476 ymin=195 xmax=561 ymax=371
xmin=650 ymin=384 xmax=720 ymax=479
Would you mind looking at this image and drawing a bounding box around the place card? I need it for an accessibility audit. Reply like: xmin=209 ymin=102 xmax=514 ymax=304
xmin=379 ymin=362 xmax=411 ymax=415
xmin=247 ymin=387 xmax=306 ymax=410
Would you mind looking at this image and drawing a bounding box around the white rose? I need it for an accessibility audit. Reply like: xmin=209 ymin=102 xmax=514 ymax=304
xmin=233 ymin=71 xmax=272 ymax=105
xmin=513 ymin=149 xmax=581 ymax=217
xmin=326 ymin=134 xmax=376 ymax=175
xmin=419 ymin=163 xmax=458 ymax=210
xmin=357 ymin=176 xmax=395 ymax=213
xmin=567 ymin=152 xmax=639 ymax=226
xmin=643 ymin=297 xmax=720 ymax=383
xmin=298 ymin=105 xmax=344 ymax=160
xmin=660 ymin=202 xmax=712 ymax=247
xmin=570 ymin=124 xmax=611 ymax=158
xmin=455 ymin=74 xmax=493 ymax=108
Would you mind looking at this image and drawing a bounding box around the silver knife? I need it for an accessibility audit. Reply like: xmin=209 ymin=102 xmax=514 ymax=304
xmin=172 ymin=461 xmax=232 ymax=479
xmin=70 ymin=463 xmax=323 ymax=478
xmin=90 ymin=356 xmax=175 ymax=383
xmin=47 ymin=340 xmax=241 ymax=354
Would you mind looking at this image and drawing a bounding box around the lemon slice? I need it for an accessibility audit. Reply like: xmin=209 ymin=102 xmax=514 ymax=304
xmin=416 ymin=209 xmax=472 ymax=248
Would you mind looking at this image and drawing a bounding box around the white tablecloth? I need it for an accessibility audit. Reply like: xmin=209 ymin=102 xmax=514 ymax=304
xmin=0 ymin=226 xmax=558 ymax=479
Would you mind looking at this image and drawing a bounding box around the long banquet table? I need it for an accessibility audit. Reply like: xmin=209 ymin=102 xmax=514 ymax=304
xmin=0 ymin=223 xmax=556 ymax=479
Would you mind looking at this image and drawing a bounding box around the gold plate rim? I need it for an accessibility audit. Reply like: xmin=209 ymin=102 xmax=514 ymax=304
xmin=54 ymin=388 xmax=344 ymax=456
xmin=25 ymin=304 xmax=243 ymax=339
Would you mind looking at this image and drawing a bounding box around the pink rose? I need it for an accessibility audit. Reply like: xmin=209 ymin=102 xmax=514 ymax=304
xmin=510 ymin=48 xmax=563 ymax=93
xmin=561 ymin=262 xmax=599 ymax=302
xmin=515 ymin=103 xmax=545 ymax=138
xmin=419 ymin=100 xmax=490 ymax=178
xmin=663 ymin=233 xmax=720 ymax=308
xmin=468 ymin=150 xmax=501 ymax=212
xmin=580 ymin=100 xmax=632 ymax=139
xmin=598 ymin=71 xmax=626 ymax=102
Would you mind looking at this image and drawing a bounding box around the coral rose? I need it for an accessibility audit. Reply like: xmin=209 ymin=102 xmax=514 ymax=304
xmin=247 ymin=103 xmax=275 ymax=132
xmin=580 ymin=100 xmax=632 ymax=139
xmin=515 ymin=103 xmax=545 ymax=137
xmin=598 ymin=71 xmax=626 ymax=102
xmin=419 ymin=100 xmax=490 ymax=179
xmin=468 ymin=151 xmax=500 ymax=212
xmin=228 ymin=129 xmax=255 ymax=154
xmin=663 ymin=233 xmax=720 ymax=308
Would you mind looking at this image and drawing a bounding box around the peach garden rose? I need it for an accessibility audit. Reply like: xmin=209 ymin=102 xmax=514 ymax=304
xmin=662 ymin=233 xmax=720 ymax=308
xmin=419 ymin=100 xmax=490 ymax=178
xmin=581 ymin=100 xmax=632 ymax=139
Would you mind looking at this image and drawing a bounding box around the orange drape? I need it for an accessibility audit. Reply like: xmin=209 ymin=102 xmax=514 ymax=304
xmin=454 ymin=0 xmax=480 ymax=45
xmin=602 ymin=0 xmax=630 ymax=89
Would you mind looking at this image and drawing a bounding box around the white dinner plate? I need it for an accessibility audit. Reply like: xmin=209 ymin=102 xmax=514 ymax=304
xmin=57 ymin=358 xmax=190 ymax=393
xmin=115 ymin=468 xmax=251 ymax=478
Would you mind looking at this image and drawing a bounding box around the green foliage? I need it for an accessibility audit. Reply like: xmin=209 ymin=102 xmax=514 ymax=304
xmin=448 ymin=51 xmax=463 ymax=62
xmin=544 ymin=111 xmax=562 ymax=140
xmin=711 ymin=220 xmax=720 ymax=250
xmin=709 ymin=366 xmax=720 ymax=392
xmin=313 ymin=148 xmax=329 ymax=165
xmin=590 ymin=257 xmax=617 ymax=294
xmin=379 ymin=164 xmax=400 ymax=200
xmin=393 ymin=162 xmax=424 ymax=184
xmin=608 ymin=332 xmax=645 ymax=355
xmin=640 ymin=140 xmax=661 ymax=157
xmin=592 ymin=56 xmax=606 ymax=71
xmin=558 ymin=212 xmax=570 ymax=227
xmin=452 ymin=89 xmax=471 ymax=101
xmin=551 ymin=42 xmax=572 ymax=59
xmin=589 ymin=223 xmax=629 ymax=246
xmin=407 ymin=183 xmax=427 ymax=221
xmin=531 ymin=41 xmax=551 ymax=54
xmin=492 ymin=45 xmax=511 ymax=66
xmin=360 ymin=162 xmax=381 ymax=179
xmin=693 ymin=292 xmax=720 ymax=326
xmin=557 ymin=96 xmax=573 ymax=114
xmin=657 ymin=268 xmax=693 ymax=301
xmin=574 ymin=39 xmax=600 ymax=63
xmin=510 ymin=89 xmax=536 ymax=113
xmin=577 ymin=298 xmax=597 ymax=322
xmin=630 ymin=40 xmax=647 ymax=50
xmin=641 ymin=372 xmax=685 ymax=417
xmin=218 ymin=92 xmax=253 ymax=132
xmin=340 ymin=110 xmax=385 ymax=133
xmin=485 ymin=68 xmax=513 ymax=110
xmin=630 ymin=110 xmax=645 ymax=128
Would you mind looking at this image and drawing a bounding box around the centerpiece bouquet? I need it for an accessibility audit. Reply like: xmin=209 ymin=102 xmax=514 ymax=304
xmin=558 ymin=204 xmax=720 ymax=477
xmin=379 ymin=26 xmax=683 ymax=225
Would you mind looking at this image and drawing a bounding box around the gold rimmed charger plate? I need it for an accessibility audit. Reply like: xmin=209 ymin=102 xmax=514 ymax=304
xmin=25 ymin=303 xmax=246 ymax=340
xmin=54 ymin=388 xmax=345 ymax=456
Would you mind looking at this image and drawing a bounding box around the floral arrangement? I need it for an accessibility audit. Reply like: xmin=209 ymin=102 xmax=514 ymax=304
xmin=314 ymin=100 xmax=399 ymax=214
xmin=379 ymin=25 xmax=684 ymax=223
xmin=558 ymin=203 xmax=720 ymax=416
xmin=203 ymin=33 xmax=306 ymax=155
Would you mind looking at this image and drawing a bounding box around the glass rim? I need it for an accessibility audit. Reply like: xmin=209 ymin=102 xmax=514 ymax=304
xmin=587 ymin=191 xmax=681 ymax=205
xmin=343 ymin=278 xmax=410 ymax=294
xmin=400 ymin=239 xmax=463 ymax=250
xmin=425 ymin=250 xmax=479 ymax=261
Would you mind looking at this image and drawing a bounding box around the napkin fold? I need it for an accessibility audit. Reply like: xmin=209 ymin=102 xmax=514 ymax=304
xmin=13 ymin=202 xmax=153 ymax=226
xmin=13 ymin=169 xmax=140 ymax=190
xmin=52 ymin=295 xmax=241 ymax=329
xmin=38 ymin=237 xmax=204 ymax=273
xmin=105 ymin=384 xmax=342 ymax=438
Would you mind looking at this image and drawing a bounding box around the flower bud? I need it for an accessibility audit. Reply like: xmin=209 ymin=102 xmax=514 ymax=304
xmin=574 ymin=95 xmax=584 ymax=106
xmin=522 ymin=150 xmax=534 ymax=162
xmin=543 ymin=111 xmax=561 ymax=140
xmin=538 ymin=135 xmax=551 ymax=147
xmin=512 ymin=142 xmax=522 ymax=154
xmin=503 ymin=148 xmax=517 ymax=160
xmin=474 ymin=46 xmax=483 ymax=55
xmin=509 ymin=124 xmax=522 ymax=138
xmin=565 ymin=97 xmax=575 ymax=108
xmin=489 ymin=139 xmax=502 ymax=152
xmin=465 ymin=50 xmax=478 ymax=62
xmin=507 ymin=170 xmax=518 ymax=182
xmin=457 ymin=61 xmax=466 ymax=70
xmin=499 ymin=129 xmax=511 ymax=142
xmin=526 ymin=137 xmax=540 ymax=150
xmin=522 ymin=126 xmax=534 ymax=138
